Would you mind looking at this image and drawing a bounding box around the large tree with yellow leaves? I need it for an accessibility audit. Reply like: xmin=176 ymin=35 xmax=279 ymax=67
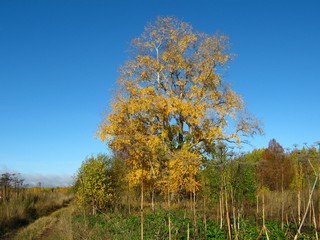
xmin=99 ymin=17 xmax=261 ymax=239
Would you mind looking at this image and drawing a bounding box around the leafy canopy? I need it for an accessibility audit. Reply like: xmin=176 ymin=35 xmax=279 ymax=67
xmin=74 ymin=154 xmax=112 ymax=212
xmin=99 ymin=17 xmax=261 ymax=192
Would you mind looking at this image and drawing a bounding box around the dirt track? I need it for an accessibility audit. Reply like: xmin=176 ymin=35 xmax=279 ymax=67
xmin=12 ymin=205 xmax=73 ymax=240
xmin=35 ymin=217 xmax=59 ymax=240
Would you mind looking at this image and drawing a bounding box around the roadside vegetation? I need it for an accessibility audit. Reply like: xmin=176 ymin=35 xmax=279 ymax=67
xmin=0 ymin=173 xmax=73 ymax=238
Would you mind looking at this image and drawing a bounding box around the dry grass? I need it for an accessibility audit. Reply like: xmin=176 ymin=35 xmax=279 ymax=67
xmin=14 ymin=206 xmax=74 ymax=240
xmin=13 ymin=205 xmax=105 ymax=240
xmin=0 ymin=189 xmax=73 ymax=238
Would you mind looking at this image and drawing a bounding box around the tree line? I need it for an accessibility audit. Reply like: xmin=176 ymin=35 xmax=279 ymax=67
xmin=0 ymin=172 xmax=25 ymax=200
xmin=74 ymin=139 xmax=320 ymax=239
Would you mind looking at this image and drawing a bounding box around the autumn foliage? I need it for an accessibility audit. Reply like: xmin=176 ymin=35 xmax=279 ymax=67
xmin=99 ymin=16 xmax=261 ymax=197
xmin=258 ymin=139 xmax=294 ymax=191
xmin=73 ymin=17 xmax=320 ymax=239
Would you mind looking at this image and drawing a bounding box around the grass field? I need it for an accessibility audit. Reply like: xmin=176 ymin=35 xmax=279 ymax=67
xmin=0 ymin=187 xmax=73 ymax=239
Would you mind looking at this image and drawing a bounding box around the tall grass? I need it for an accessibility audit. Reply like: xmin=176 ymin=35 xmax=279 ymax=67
xmin=14 ymin=206 xmax=74 ymax=240
xmin=0 ymin=188 xmax=73 ymax=238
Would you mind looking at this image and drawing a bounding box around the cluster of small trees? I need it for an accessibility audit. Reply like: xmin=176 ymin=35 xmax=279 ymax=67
xmin=0 ymin=172 xmax=25 ymax=200
xmin=74 ymin=154 xmax=126 ymax=214
xmin=74 ymin=139 xmax=320 ymax=238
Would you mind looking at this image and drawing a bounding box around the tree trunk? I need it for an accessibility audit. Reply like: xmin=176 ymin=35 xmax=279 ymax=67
xmin=294 ymin=173 xmax=318 ymax=240
xmin=310 ymin=188 xmax=313 ymax=226
xmin=151 ymin=187 xmax=155 ymax=212
xmin=262 ymin=193 xmax=265 ymax=228
xmin=92 ymin=203 xmax=96 ymax=215
xmin=128 ymin=183 xmax=131 ymax=215
xmin=220 ymin=194 xmax=223 ymax=229
xmin=141 ymin=177 xmax=144 ymax=240
xmin=187 ymin=222 xmax=190 ymax=240
xmin=193 ymin=187 xmax=197 ymax=238
xmin=258 ymin=192 xmax=270 ymax=240
xmin=281 ymin=172 xmax=284 ymax=231
xmin=312 ymin=201 xmax=319 ymax=240
xmin=298 ymin=190 xmax=301 ymax=225
xmin=168 ymin=189 xmax=171 ymax=240
xmin=231 ymin=188 xmax=238 ymax=240
xmin=203 ymin=190 xmax=207 ymax=236
xmin=256 ymin=194 xmax=259 ymax=230
xmin=224 ymin=179 xmax=232 ymax=240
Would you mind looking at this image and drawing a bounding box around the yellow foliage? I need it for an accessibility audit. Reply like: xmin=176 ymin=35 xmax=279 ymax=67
xmin=99 ymin=17 xmax=261 ymax=194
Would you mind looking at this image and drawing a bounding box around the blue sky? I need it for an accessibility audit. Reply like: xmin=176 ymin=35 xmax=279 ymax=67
xmin=1 ymin=0 xmax=319 ymax=185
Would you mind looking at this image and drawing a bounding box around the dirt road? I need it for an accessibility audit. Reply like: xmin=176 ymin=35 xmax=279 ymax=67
xmin=13 ymin=206 xmax=73 ymax=240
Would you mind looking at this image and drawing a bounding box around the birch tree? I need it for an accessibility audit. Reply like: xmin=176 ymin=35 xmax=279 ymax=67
xmin=74 ymin=154 xmax=112 ymax=215
xmin=99 ymin=16 xmax=261 ymax=239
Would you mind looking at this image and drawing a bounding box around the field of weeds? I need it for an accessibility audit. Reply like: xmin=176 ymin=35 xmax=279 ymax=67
xmin=0 ymin=187 xmax=73 ymax=238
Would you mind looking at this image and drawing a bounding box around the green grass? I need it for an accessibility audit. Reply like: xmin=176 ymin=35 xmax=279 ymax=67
xmin=69 ymin=210 xmax=320 ymax=240
xmin=9 ymin=205 xmax=320 ymax=240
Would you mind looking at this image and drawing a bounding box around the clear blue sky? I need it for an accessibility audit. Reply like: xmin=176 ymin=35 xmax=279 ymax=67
xmin=1 ymin=0 xmax=319 ymax=185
